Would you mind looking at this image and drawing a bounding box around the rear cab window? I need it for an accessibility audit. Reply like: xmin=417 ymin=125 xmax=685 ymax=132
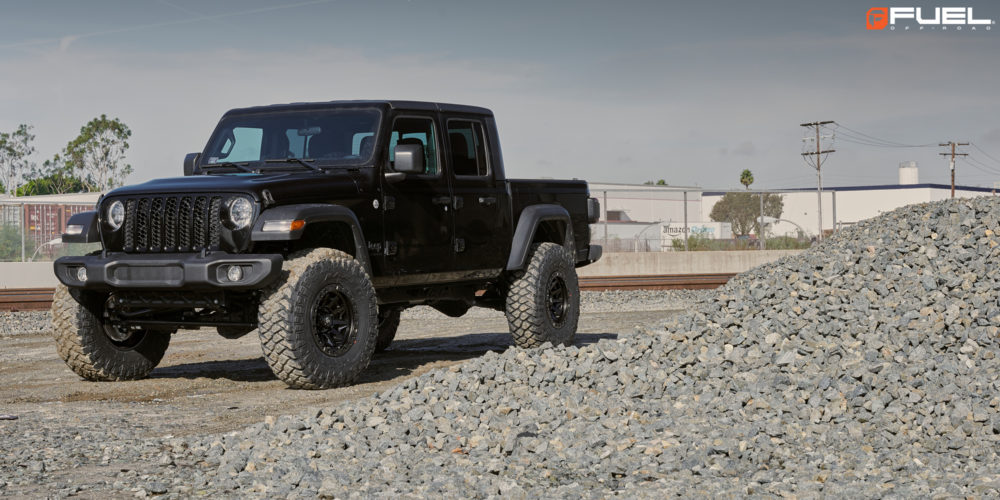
xmin=447 ymin=119 xmax=490 ymax=177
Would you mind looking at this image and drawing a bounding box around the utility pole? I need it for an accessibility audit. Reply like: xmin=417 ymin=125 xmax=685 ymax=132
xmin=939 ymin=141 xmax=968 ymax=198
xmin=800 ymin=121 xmax=834 ymax=241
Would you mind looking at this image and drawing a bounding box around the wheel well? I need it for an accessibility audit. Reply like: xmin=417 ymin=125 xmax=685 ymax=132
xmin=291 ymin=221 xmax=357 ymax=258
xmin=531 ymin=220 xmax=567 ymax=246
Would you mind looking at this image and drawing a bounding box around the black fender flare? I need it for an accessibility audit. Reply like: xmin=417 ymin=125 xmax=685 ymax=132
xmin=505 ymin=204 xmax=573 ymax=271
xmin=251 ymin=204 xmax=372 ymax=274
xmin=62 ymin=211 xmax=100 ymax=244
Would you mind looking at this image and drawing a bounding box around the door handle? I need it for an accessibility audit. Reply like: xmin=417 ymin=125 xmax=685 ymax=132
xmin=478 ymin=196 xmax=496 ymax=206
xmin=432 ymin=196 xmax=452 ymax=206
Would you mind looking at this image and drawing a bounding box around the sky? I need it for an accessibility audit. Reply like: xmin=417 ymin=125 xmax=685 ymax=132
xmin=1 ymin=0 xmax=999 ymax=191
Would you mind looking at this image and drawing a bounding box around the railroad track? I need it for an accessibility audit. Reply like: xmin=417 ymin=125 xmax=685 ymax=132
xmin=578 ymin=273 xmax=736 ymax=291
xmin=0 ymin=288 xmax=56 ymax=312
xmin=0 ymin=274 xmax=736 ymax=311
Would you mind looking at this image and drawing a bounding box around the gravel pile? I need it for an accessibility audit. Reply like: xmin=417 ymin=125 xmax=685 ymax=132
xmin=127 ymin=196 xmax=1000 ymax=498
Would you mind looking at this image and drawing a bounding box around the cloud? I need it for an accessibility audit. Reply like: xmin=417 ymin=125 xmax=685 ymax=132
xmin=2 ymin=30 xmax=1000 ymax=191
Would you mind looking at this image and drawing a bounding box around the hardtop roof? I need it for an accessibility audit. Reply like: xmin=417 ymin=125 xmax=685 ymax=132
xmin=222 ymin=100 xmax=493 ymax=117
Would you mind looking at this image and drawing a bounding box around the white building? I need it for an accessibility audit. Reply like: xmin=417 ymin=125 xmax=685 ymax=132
xmin=703 ymin=164 xmax=997 ymax=238
xmin=590 ymin=163 xmax=998 ymax=248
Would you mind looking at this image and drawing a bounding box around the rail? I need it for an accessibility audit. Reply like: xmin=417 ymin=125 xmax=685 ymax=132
xmin=0 ymin=274 xmax=736 ymax=311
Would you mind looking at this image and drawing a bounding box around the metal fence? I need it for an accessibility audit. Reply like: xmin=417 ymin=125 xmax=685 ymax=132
xmin=0 ymin=200 xmax=98 ymax=262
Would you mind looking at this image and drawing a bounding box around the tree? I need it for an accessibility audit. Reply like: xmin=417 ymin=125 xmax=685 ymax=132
xmin=642 ymin=179 xmax=668 ymax=186
xmin=709 ymin=192 xmax=784 ymax=237
xmin=64 ymin=115 xmax=133 ymax=192
xmin=18 ymin=154 xmax=89 ymax=196
xmin=740 ymin=169 xmax=754 ymax=190
xmin=0 ymin=124 xmax=36 ymax=196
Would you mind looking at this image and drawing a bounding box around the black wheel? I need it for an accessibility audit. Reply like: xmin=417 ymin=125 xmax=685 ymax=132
xmin=258 ymin=248 xmax=377 ymax=389
xmin=374 ymin=306 xmax=401 ymax=353
xmin=50 ymin=285 xmax=171 ymax=381
xmin=504 ymin=242 xmax=580 ymax=348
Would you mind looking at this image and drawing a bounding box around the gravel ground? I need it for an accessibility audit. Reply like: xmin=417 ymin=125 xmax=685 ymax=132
xmin=0 ymin=311 xmax=50 ymax=337
xmin=0 ymin=291 xmax=689 ymax=498
xmin=4 ymin=196 xmax=1000 ymax=498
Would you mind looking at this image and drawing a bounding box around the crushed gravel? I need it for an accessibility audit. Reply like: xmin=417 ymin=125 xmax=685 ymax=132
xmin=3 ymin=195 xmax=1000 ymax=498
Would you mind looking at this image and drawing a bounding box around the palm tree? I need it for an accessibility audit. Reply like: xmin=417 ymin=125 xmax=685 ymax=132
xmin=740 ymin=169 xmax=754 ymax=190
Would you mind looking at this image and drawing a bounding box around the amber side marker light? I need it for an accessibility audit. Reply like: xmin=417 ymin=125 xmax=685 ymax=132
xmin=261 ymin=219 xmax=306 ymax=232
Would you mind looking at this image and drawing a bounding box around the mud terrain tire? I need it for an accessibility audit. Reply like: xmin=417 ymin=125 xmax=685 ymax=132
xmin=51 ymin=285 xmax=171 ymax=381
xmin=504 ymin=242 xmax=580 ymax=348
xmin=259 ymin=248 xmax=377 ymax=389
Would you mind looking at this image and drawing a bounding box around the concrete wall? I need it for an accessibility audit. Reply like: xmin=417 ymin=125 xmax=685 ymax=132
xmin=577 ymin=250 xmax=804 ymax=276
xmin=0 ymin=262 xmax=58 ymax=288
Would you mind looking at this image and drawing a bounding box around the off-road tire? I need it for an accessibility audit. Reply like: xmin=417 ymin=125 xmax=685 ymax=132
xmin=504 ymin=242 xmax=580 ymax=348
xmin=258 ymin=248 xmax=378 ymax=389
xmin=50 ymin=285 xmax=171 ymax=381
xmin=374 ymin=307 xmax=401 ymax=353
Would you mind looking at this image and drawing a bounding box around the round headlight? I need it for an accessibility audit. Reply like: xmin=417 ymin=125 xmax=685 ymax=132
xmin=225 ymin=197 xmax=253 ymax=230
xmin=106 ymin=201 xmax=125 ymax=230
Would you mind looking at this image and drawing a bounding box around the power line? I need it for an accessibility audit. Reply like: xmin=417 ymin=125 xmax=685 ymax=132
xmin=831 ymin=123 xmax=936 ymax=148
xmin=963 ymin=156 xmax=1000 ymax=175
xmin=970 ymin=143 xmax=1000 ymax=166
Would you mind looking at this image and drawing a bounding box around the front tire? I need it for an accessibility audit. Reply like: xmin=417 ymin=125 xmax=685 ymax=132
xmin=504 ymin=242 xmax=580 ymax=348
xmin=258 ymin=248 xmax=378 ymax=389
xmin=50 ymin=285 xmax=171 ymax=381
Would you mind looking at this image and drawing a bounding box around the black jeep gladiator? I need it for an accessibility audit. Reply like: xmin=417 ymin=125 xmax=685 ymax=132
xmin=52 ymin=100 xmax=602 ymax=389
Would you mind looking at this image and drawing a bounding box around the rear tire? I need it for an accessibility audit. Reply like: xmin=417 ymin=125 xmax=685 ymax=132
xmin=258 ymin=248 xmax=377 ymax=389
xmin=50 ymin=285 xmax=171 ymax=381
xmin=504 ymin=242 xmax=580 ymax=348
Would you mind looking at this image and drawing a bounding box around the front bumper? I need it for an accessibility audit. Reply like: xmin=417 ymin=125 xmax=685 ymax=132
xmin=54 ymin=252 xmax=283 ymax=291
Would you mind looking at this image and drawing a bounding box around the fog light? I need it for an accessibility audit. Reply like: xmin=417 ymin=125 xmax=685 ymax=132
xmin=226 ymin=265 xmax=244 ymax=282
xmin=76 ymin=267 xmax=88 ymax=282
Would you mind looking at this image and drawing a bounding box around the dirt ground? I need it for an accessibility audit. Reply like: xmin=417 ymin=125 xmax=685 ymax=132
xmin=0 ymin=309 xmax=673 ymax=439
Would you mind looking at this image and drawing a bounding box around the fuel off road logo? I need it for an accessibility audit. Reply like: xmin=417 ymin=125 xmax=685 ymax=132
xmin=866 ymin=7 xmax=994 ymax=30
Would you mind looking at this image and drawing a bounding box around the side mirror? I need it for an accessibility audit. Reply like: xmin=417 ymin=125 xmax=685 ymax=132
xmin=183 ymin=152 xmax=201 ymax=176
xmin=393 ymin=144 xmax=424 ymax=174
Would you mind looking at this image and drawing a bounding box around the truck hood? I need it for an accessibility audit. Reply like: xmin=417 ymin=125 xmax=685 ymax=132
xmin=105 ymin=169 xmax=374 ymax=204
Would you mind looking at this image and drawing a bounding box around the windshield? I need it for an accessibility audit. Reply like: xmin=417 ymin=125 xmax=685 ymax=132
xmin=202 ymin=108 xmax=381 ymax=167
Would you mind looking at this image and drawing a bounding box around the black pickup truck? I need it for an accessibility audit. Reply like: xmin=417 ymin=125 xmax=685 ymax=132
xmin=52 ymin=100 xmax=602 ymax=389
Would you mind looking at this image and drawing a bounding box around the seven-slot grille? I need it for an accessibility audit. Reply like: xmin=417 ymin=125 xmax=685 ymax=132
xmin=117 ymin=195 xmax=223 ymax=253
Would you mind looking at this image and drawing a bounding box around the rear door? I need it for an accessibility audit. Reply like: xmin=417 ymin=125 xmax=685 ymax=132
xmin=446 ymin=118 xmax=506 ymax=274
xmin=380 ymin=114 xmax=455 ymax=281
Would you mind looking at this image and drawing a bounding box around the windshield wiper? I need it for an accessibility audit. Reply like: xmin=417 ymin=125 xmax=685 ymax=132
xmin=264 ymin=158 xmax=322 ymax=172
xmin=201 ymin=161 xmax=253 ymax=173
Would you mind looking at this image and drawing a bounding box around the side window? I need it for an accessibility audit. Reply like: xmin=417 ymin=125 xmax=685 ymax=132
xmin=388 ymin=116 xmax=439 ymax=175
xmin=447 ymin=120 xmax=489 ymax=177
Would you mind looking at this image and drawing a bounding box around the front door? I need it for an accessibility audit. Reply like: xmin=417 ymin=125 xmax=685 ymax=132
xmin=380 ymin=114 xmax=455 ymax=283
